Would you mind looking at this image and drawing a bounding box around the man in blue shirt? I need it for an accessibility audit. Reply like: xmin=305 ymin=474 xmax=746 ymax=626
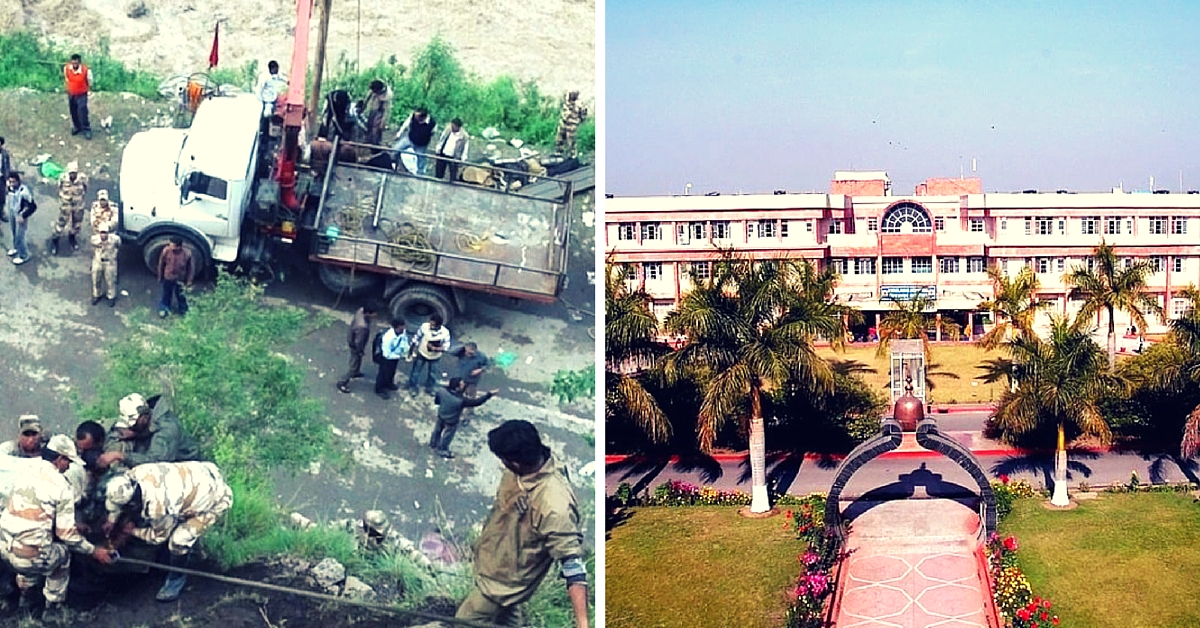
xmin=375 ymin=318 xmax=411 ymax=400
xmin=448 ymin=342 xmax=489 ymax=417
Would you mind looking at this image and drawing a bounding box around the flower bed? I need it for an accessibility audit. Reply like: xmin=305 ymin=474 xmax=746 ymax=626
xmin=612 ymin=480 xmax=819 ymax=508
xmin=782 ymin=495 xmax=841 ymax=628
xmin=988 ymin=533 xmax=1060 ymax=627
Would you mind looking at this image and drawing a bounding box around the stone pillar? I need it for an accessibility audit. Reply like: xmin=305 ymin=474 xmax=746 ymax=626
xmin=935 ymin=312 xmax=942 ymax=342
xmin=967 ymin=311 xmax=975 ymax=341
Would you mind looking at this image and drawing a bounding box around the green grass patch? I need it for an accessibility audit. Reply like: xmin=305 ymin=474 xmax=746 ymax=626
xmin=818 ymin=343 xmax=1004 ymax=404
xmin=0 ymin=31 xmax=159 ymax=97
xmin=606 ymin=507 xmax=799 ymax=628
xmin=1001 ymin=492 xmax=1200 ymax=628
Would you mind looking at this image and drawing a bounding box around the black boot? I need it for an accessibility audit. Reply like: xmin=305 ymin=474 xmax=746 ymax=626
xmin=49 ymin=237 xmax=59 ymax=256
xmin=68 ymin=233 xmax=79 ymax=251
xmin=157 ymin=553 xmax=189 ymax=601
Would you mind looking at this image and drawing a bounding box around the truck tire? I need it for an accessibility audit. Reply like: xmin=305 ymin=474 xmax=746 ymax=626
xmin=317 ymin=264 xmax=383 ymax=298
xmin=142 ymin=234 xmax=209 ymax=277
xmin=390 ymin=285 xmax=455 ymax=329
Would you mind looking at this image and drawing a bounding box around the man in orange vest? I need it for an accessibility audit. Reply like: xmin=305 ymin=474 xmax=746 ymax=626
xmin=63 ymin=54 xmax=92 ymax=140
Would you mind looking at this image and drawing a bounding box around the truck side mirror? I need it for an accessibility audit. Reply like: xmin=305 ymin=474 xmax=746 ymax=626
xmin=180 ymin=173 xmax=193 ymax=204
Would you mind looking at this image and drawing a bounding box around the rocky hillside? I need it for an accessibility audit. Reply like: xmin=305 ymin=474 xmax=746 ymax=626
xmin=0 ymin=0 xmax=594 ymax=101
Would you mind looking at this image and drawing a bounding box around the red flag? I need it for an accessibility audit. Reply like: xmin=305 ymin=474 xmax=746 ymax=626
xmin=208 ymin=23 xmax=219 ymax=68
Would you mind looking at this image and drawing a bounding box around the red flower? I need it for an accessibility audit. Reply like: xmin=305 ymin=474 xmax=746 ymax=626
xmin=1041 ymin=611 xmax=1050 ymax=621
xmin=1052 ymin=618 xmax=1060 ymax=626
xmin=784 ymin=510 xmax=794 ymax=520
xmin=1016 ymin=608 xmax=1031 ymax=621
xmin=1003 ymin=536 xmax=1018 ymax=552
xmin=999 ymin=473 xmax=1010 ymax=484
xmin=1043 ymin=600 xmax=1051 ymax=609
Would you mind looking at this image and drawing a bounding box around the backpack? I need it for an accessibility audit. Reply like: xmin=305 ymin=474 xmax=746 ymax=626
xmin=19 ymin=195 xmax=36 ymax=217
xmin=371 ymin=330 xmax=386 ymax=365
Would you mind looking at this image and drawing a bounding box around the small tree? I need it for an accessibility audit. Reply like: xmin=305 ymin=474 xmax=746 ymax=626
xmin=604 ymin=263 xmax=671 ymax=444
xmin=1064 ymin=242 xmax=1164 ymax=370
xmin=876 ymin=296 xmax=933 ymax=358
xmin=977 ymin=265 xmax=1050 ymax=350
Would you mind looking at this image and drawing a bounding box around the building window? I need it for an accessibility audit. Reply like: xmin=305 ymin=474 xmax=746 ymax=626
xmin=1175 ymin=257 xmax=1185 ymax=273
xmin=1150 ymin=217 xmax=1167 ymax=235
xmin=1057 ymin=258 xmax=1065 ymax=272
xmin=911 ymin=257 xmax=933 ymax=274
xmin=1174 ymin=298 xmax=1191 ymax=319
xmin=1035 ymin=217 xmax=1053 ymax=235
xmin=1122 ymin=257 xmax=1132 ymax=270
xmin=880 ymin=203 xmax=933 ymax=233
xmin=968 ymin=257 xmax=986 ymax=273
xmin=828 ymin=220 xmax=843 ymax=235
xmin=1087 ymin=258 xmax=1096 ymax=272
xmin=1151 ymin=257 xmax=1164 ymax=273
xmin=1082 ymin=217 xmax=1098 ymax=235
xmin=690 ymin=261 xmax=711 ymax=280
xmin=806 ymin=221 xmax=814 ymax=232
xmin=643 ymin=262 xmax=662 ymax=280
xmin=830 ymin=258 xmax=848 ymax=275
xmin=641 ymin=222 xmax=662 ymax=240
xmin=1001 ymin=219 xmax=1008 ymax=231
xmin=940 ymin=257 xmax=959 ymax=273
xmin=855 ymin=257 xmax=876 ymax=274
xmin=1058 ymin=219 xmax=1066 ymax=234
xmin=617 ymin=222 xmax=636 ymax=241
xmin=867 ymin=217 xmax=878 ymax=232
xmin=935 ymin=217 xmax=945 ymax=232
xmin=881 ymin=257 xmax=905 ymax=274
xmin=711 ymin=221 xmax=730 ymax=239
xmin=1024 ymin=218 xmax=1032 ymax=236
xmin=749 ymin=220 xmax=776 ymax=238
xmin=1173 ymin=218 xmax=1189 ymax=235
xmin=1126 ymin=219 xmax=1133 ymax=234
xmin=1105 ymin=217 xmax=1121 ymax=235
xmin=1036 ymin=258 xmax=1051 ymax=273
xmin=969 ymin=218 xmax=984 ymax=233
xmin=780 ymin=221 xmax=789 ymax=237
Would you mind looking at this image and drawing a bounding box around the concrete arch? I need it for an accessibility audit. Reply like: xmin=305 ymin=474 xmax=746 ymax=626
xmin=825 ymin=418 xmax=998 ymax=540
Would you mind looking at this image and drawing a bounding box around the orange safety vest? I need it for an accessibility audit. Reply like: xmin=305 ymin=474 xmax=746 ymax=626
xmin=64 ymin=63 xmax=89 ymax=96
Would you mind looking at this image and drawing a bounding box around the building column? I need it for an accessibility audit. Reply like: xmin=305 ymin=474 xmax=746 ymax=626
xmin=935 ymin=312 xmax=942 ymax=342
xmin=967 ymin=311 xmax=975 ymax=341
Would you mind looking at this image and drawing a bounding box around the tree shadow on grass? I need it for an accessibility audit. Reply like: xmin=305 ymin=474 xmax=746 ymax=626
xmin=840 ymin=463 xmax=978 ymax=521
xmin=1138 ymin=452 xmax=1200 ymax=485
xmin=988 ymin=449 xmax=1099 ymax=489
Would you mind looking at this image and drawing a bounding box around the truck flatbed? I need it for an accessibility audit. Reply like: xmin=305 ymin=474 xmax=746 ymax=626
xmin=310 ymin=157 xmax=572 ymax=300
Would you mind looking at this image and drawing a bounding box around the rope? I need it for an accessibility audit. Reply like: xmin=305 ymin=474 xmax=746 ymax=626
xmin=455 ymin=231 xmax=491 ymax=252
xmin=112 ymin=556 xmax=508 ymax=628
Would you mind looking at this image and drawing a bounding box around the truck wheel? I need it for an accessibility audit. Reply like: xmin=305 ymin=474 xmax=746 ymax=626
xmin=391 ymin=285 xmax=454 ymax=329
xmin=318 ymin=264 xmax=383 ymax=298
xmin=143 ymin=234 xmax=209 ymax=277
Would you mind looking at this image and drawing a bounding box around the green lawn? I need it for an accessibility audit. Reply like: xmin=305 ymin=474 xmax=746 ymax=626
xmin=606 ymin=507 xmax=800 ymax=628
xmin=818 ymin=343 xmax=1004 ymax=404
xmin=1001 ymin=492 xmax=1200 ymax=628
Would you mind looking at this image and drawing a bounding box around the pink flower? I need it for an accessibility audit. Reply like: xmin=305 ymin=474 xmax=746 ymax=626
xmin=802 ymin=551 xmax=820 ymax=566
xmin=793 ymin=584 xmax=809 ymax=598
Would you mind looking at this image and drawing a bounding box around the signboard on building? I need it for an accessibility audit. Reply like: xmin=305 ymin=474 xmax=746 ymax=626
xmin=880 ymin=285 xmax=937 ymax=302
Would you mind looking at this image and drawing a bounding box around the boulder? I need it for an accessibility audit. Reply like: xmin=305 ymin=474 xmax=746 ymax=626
xmin=342 ymin=575 xmax=374 ymax=599
xmin=125 ymin=0 xmax=148 ymax=18
xmin=310 ymin=557 xmax=346 ymax=591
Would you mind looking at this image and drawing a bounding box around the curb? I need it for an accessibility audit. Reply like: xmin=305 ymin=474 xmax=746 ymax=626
xmin=605 ymin=445 xmax=1113 ymax=466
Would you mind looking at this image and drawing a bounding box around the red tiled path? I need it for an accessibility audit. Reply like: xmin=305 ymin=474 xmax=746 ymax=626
xmin=834 ymin=500 xmax=996 ymax=628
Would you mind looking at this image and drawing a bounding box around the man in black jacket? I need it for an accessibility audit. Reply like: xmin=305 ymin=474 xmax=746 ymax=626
xmin=391 ymin=107 xmax=436 ymax=174
xmin=430 ymin=378 xmax=498 ymax=459
xmin=337 ymin=302 xmax=380 ymax=394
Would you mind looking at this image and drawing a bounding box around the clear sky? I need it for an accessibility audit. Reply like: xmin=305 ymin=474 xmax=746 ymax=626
xmin=606 ymin=0 xmax=1200 ymax=196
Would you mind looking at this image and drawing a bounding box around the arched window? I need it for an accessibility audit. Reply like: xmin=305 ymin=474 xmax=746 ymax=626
xmin=880 ymin=203 xmax=933 ymax=234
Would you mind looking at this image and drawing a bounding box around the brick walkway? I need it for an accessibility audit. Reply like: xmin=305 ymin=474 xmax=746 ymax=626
xmin=834 ymin=500 xmax=995 ymax=628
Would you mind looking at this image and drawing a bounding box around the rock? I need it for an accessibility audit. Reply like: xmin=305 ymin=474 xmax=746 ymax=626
xmin=125 ymin=0 xmax=148 ymax=18
xmin=289 ymin=512 xmax=315 ymax=529
xmin=310 ymin=558 xmax=346 ymax=591
xmin=481 ymin=127 xmax=500 ymax=140
xmin=342 ymin=575 xmax=373 ymax=599
xmin=509 ymin=138 xmax=523 ymax=149
xmin=578 ymin=461 xmax=595 ymax=477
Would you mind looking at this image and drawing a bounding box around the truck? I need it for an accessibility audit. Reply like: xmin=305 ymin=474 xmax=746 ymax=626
xmin=116 ymin=1 xmax=576 ymax=327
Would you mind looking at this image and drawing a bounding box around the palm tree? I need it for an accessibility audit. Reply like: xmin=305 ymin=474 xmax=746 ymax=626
xmin=876 ymin=296 xmax=934 ymax=358
xmin=663 ymin=256 xmax=846 ymax=513
xmin=977 ymin=265 xmax=1050 ymax=350
xmin=978 ymin=315 xmax=1117 ymax=505
xmin=1143 ymin=285 xmax=1200 ymax=458
xmin=1064 ymin=242 xmax=1165 ymax=370
xmin=605 ymin=263 xmax=671 ymax=444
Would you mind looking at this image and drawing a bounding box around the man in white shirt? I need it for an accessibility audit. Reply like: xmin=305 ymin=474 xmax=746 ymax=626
xmin=255 ymin=60 xmax=288 ymax=117
xmin=408 ymin=314 xmax=451 ymax=396
xmin=375 ymin=318 xmax=411 ymax=400
xmin=434 ymin=118 xmax=469 ymax=182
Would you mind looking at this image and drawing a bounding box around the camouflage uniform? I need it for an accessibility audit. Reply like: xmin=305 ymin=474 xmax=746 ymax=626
xmin=90 ymin=198 xmax=117 ymax=234
xmin=106 ymin=461 xmax=232 ymax=556
xmin=91 ymin=231 xmax=120 ymax=301
xmin=54 ymin=169 xmax=89 ymax=238
xmin=0 ymin=459 xmax=94 ymax=603
xmin=554 ymin=93 xmax=587 ymax=156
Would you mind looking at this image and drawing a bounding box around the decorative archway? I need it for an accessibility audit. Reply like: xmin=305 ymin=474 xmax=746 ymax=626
xmin=880 ymin=202 xmax=933 ymax=233
xmin=825 ymin=416 xmax=997 ymax=540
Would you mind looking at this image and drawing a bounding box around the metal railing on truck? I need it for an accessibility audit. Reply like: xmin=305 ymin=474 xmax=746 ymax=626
xmin=309 ymin=138 xmax=573 ymax=301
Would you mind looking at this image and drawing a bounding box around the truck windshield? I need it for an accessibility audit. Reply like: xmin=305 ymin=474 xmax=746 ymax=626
xmin=187 ymin=171 xmax=228 ymax=200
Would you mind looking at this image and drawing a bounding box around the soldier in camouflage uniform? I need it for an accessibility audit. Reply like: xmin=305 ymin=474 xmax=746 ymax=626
xmin=0 ymin=436 xmax=114 ymax=621
xmin=89 ymin=189 xmax=117 ymax=234
xmin=104 ymin=460 xmax=232 ymax=601
xmin=554 ymin=91 xmax=587 ymax=157
xmin=52 ymin=161 xmax=88 ymax=254
xmin=0 ymin=414 xmax=48 ymax=458
xmin=90 ymin=224 xmax=120 ymax=306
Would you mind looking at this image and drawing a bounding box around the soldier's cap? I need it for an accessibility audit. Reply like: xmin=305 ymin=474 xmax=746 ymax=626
xmin=116 ymin=393 xmax=150 ymax=428
xmin=66 ymin=161 xmax=79 ymax=173
xmin=363 ymin=510 xmax=391 ymax=535
xmin=97 ymin=189 xmax=109 ymax=200
xmin=106 ymin=473 xmax=137 ymax=508
xmin=45 ymin=434 xmax=84 ymax=466
xmin=18 ymin=414 xmax=41 ymax=435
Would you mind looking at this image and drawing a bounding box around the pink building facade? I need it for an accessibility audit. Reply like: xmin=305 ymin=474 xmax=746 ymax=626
xmin=606 ymin=171 xmax=1200 ymax=340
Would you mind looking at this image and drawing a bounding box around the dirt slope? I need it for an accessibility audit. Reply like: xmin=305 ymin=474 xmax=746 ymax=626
xmin=0 ymin=0 xmax=595 ymax=101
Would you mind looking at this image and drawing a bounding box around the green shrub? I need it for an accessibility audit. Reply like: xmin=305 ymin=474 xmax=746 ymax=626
xmin=0 ymin=31 xmax=160 ymax=97
xmin=550 ymin=364 xmax=596 ymax=404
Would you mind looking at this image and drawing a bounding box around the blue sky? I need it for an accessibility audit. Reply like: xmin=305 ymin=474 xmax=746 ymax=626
xmin=605 ymin=0 xmax=1200 ymax=196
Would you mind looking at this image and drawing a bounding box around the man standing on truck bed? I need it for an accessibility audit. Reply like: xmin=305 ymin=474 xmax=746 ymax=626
xmin=51 ymin=161 xmax=88 ymax=255
xmin=391 ymin=107 xmax=436 ymax=174
xmin=434 ymin=118 xmax=470 ymax=182
xmin=64 ymin=53 xmax=93 ymax=140
xmin=157 ymin=237 xmax=194 ymax=318
xmin=555 ymin=91 xmax=587 ymax=157
xmin=364 ymin=80 xmax=393 ymax=145
xmin=409 ymin=314 xmax=451 ymax=396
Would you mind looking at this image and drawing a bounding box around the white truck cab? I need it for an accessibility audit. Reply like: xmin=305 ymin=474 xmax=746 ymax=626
xmin=119 ymin=94 xmax=264 ymax=273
